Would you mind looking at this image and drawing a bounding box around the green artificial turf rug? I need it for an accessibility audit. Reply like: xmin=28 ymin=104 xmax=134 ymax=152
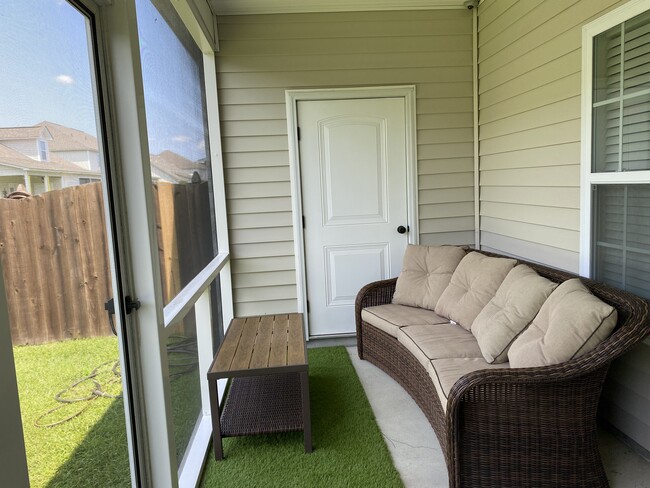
xmin=200 ymin=346 xmax=403 ymax=488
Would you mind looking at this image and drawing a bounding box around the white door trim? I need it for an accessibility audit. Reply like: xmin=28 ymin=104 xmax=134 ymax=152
xmin=285 ymin=85 xmax=418 ymax=338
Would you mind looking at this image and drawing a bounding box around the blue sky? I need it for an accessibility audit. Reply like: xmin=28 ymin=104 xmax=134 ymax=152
xmin=0 ymin=0 xmax=96 ymax=136
xmin=0 ymin=0 xmax=207 ymax=162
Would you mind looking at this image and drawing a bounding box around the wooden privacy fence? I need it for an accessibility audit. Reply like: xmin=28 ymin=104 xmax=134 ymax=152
xmin=154 ymin=181 xmax=215 ymax=306
xmin=0 ymin=181 xmax=214 ymax=345
xmin=0 ymin=183 xmax=112 ymax=345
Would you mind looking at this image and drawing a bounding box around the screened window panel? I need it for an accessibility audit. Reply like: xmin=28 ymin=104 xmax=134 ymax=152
xmin=627 ymin=185 xmax=650 ymax=249
xmin=622 ymin=94 xmax=650 ymax=171
xmin=593 ymin=10 xmax=650 ymax=173
xmin=593 ymin=184 xmax=650 ymax=299
xmin=623 ymin=11 xmax=650 ymax=94
xmin=595 ymin=185 xmax=625 ymax=247
xmin=593 ymin=102 xmax=620 ymax=172
xmin=593 ymin=25 xmax=621 ymax=103
xmin=595 ymin=245 xmax=624 ymax=289
xmin=626 ymin=251 xmax=650 ymax=299
xmin=136 ymin=0 xmax=218 ymax=307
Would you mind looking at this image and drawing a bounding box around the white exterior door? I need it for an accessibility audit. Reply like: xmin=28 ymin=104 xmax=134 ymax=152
xmin=298 ymin=97 xmax=409 ymax=337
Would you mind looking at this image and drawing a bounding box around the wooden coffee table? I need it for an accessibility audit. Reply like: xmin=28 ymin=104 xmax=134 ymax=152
xmin=207 ymin=313 xmax=312 ymax=460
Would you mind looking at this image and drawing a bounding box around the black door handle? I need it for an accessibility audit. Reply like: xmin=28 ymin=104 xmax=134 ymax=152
xmin=397 ymin=225 xmax=408 ymax=234
xmin=104 ymin=295 xmax=140 ymax=337
xmin=104 ymin=298 xmax=117 ymax=336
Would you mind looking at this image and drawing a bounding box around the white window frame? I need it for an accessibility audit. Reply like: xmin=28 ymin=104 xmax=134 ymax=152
xmin=580 ymin=0 xmax=650 ymax=277
xmin=38 ymin=139 xmax=48 ymax=161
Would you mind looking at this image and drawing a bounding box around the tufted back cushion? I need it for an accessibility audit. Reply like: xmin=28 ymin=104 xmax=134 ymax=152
xmin=509 ymin=278 xmax=618 ymax=368
xmin=471 ymin=264 xmax=558 ymax=363
xmin=392 ymin=245 xmax=467 ymax=310
xmin=435 ymin=252 xmax=517 ymax=330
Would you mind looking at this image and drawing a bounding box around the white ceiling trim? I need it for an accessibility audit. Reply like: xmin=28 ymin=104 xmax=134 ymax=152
xmin=211 ymin=0 xmax=466 ymax=16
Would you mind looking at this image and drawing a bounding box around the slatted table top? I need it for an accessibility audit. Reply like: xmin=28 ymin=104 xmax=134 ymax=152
xmin=209 ymin=314 xmax=306 ymax=377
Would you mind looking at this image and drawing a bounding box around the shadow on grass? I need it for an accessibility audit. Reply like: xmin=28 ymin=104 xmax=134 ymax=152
xmin=45 ymin=398 xmax=130 ymax=488
xmin=45 ymin=359 xmax=201 ymax=488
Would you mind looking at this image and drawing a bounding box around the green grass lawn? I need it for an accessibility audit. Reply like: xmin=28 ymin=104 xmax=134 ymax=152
xmin=13 ymin=336 xmax=130 ymax=488
xmin=13 ymin=335 xmax=201 ymax=488
xmin=15 ymin=341 xmax=401 ymax=488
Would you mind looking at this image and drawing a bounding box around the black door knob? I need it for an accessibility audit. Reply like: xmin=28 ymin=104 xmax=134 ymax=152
xmin=397 ymin=225 xmax=408 ymax=234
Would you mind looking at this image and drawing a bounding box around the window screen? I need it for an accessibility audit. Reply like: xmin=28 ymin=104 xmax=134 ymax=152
xmin=593 ymin=184 xmax=650 ymax=298
xmin=592 ymin=10 xmax=650 ymax=173
xmin=591 ymin=10 xmax=650 ymax=299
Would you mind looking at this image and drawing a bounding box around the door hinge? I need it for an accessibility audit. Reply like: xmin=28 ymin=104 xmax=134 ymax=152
xmin=302 ymin=215 xmax=306 ymax=228
xmin=306 ymin=300 xmax=310 ymax=313
xmin=297 ymin=126 xmax=301 ymax=141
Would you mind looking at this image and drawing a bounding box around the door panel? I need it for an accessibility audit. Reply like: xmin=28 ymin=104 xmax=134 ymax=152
xmin=320 ymin=116 xmax=387 ymax=225
xmin=324 ymin=244 xmax=389 ymax=307
xmin=299 ymin=98 xmax=408 ymax=337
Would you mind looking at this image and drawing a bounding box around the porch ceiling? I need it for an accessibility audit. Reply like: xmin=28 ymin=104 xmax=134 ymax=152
xmin=210 ymin=0 xmax=467 ymax=16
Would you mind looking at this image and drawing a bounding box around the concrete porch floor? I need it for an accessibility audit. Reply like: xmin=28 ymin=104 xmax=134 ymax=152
xmin=345 ymin=346 xmax=650 ymax=488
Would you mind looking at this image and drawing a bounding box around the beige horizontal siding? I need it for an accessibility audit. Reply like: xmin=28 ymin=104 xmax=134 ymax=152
xmin=479 ymin=73 xmax=582 ymax=125
xmin=480 ymin=232 xmax=579 ymax=273
xmin=217 ymin=9 xmax=475 ymax=317
xmin=480 ymin=186 xmax=579 ymax=209
xmin=235 ymin=300 xmax=298 ymax=317
xmin=421 ymin=230 xmax=475 ymax=246
xmin=477 ymin=0 xmax=625 ymax=266
xmin=231 ymin=255 xmax=296 ymax=273
xmin=477 ymin=0 xmax=648 ymax=452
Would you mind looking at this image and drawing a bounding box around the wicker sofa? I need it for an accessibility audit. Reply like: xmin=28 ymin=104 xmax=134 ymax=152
xmin=355 ymin=247 xmax=650 ymax=488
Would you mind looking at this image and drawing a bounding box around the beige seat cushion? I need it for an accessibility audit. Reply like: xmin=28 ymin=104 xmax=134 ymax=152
xmin=435 ymin=252 xmax=517 ymax=330
xmin=509 ymin=278 xmax=618 ymax=368
xmin=361 ymin=304 xmax=450 ymax=338
xmin=471 ymin=265 xmax=558 ymax=364
xmin=392 ymin=245 xmax=466 ymax=310
xmin=427 ymin=358 xmax=510 ymax=411
xmin=396 ymin=323 xmax=483 ymax=368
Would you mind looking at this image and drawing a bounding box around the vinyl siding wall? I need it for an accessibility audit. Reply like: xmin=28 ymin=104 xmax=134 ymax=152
xmin=1 ymin=140 xmax=39 ymax=160
xmin=53 ymin=150 xmax=100 ymax=171
xmin=216 ymin=9 xmax=475 ymax=317
xmin=478 ymin=0 xmax=650 ymax=453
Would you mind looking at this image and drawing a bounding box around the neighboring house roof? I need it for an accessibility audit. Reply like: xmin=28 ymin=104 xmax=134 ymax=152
xmin=150 ymin=150 xmax=209 ymax=183
xmin=0 ymin=142 xmax=98 ymax=175
xmin=35 ymin=121 xmax=99 ymax=152
xmin=0 ymin=126 xmax=52 ymax=141
xmin=0 ymin=122 xmax=203 ymax=181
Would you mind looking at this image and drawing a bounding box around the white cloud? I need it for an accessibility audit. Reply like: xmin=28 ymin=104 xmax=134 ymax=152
xmin=55 ymin=74 xmax=75 ymax=85
xmin=172 ymin=135 xmax=190 ymax=143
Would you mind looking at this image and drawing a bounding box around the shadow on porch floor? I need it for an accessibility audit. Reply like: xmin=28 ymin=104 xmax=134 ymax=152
xmin=336 ymin=345 xmax=650 ymax=488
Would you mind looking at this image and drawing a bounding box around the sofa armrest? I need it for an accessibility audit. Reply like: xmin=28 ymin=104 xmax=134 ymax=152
xmin=355 ymin=278 xmax=397 ymax=358
xmin=444 ymin=358 xmax=611 ymax=487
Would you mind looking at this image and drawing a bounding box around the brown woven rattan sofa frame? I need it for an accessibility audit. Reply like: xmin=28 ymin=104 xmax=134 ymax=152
xmin=355 ymin=249 xmax=650 ymax=488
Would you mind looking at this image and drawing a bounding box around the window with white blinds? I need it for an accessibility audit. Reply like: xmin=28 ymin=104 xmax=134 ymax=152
xmin=593 ymin=184 xmax=650 ymax=298
xmin=593 ymin=10 xmax=650 ymax=173
xmin=590 ymin=9 xmax=650 ymax=299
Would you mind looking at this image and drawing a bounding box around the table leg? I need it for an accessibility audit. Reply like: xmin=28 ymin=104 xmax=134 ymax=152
xmin=300 ymin=370 xmax=313 ymax=453
xmin=209 ymin=377 xmax=224 ymax=460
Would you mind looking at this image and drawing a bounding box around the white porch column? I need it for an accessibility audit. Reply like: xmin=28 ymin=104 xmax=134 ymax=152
xmin=23 ymin=173 xmax=31 ymax=194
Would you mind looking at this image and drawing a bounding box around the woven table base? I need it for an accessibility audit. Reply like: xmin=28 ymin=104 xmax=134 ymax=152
xmin=220 ymin=373 xmax=304 ymax=437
